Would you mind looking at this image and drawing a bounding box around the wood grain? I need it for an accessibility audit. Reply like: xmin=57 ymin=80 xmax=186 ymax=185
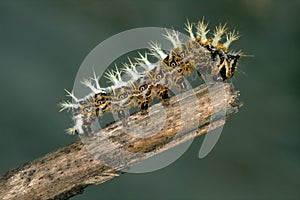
xmin=0 ymin=82 xmax=242 ymax=200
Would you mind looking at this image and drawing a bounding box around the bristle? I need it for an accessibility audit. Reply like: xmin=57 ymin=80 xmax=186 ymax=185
xmin=122 ymin=58 xmax=140 ymax=79
xmin=235 ymin=50 xmax=244 ymax=57
xmin=185 ymin=19 xmax=195 ymax=40
xmin=163 ymin=29 xmax=181 ymax=48
xmin=127 ymin=57 xmax=136 ymax=69
xmin=212 ymin=23 xmax=227 ymax=46
xmin=149 ymin=41 xmax=167 ymax=59
xmin=81 ymin=72 xmax=106 ymax=94
xmin=196 ymin=19 xmax=209 ymax=43
xmin=64 ymin=89 xmax=78 ymax=102
xmin=136 ymin=52 xmax=155 ymax=70
xmin=105 ymin=65 xmax=125 ymax=87
xmin=59 ymin=101 xmax=77 ymax=112
xmin=81 ymin=78 xmax=98 ymax=93
xmin=104 ymin=69 xmax=117 ymax=84
xmin=115 ymin=67 xmax=123 ymax=82
xmin=223 ymin=31 xmax=239 ymax=49
xmin=91 ymin=70 xmax=104 ymax=91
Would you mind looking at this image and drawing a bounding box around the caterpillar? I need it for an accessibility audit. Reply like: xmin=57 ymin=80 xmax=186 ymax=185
xmin=59 ymin=19 xmax=242 ymax=135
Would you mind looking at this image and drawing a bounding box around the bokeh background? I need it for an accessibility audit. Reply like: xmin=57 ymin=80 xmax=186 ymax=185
xmin=1 ymin=0 xmax=299 ymax=199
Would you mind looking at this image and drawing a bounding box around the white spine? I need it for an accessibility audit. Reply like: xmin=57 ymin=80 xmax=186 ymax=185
xmin=185 ymin=20 xmax=195 ymax=40
xmin=223 ymin=31 xmax=239 ymax=49
xmin=212 ymin=24 xmax=227 ymax=46
xmin=136 ymin=52 xmax=155 ymax=70
xmin=163 ymin=29 xmax=181 ymax=48
xmin=149 ymin=41 xmax=167 ymax=59
xmin=196 ymin=19 xmax=209 ymax=43
xmin=122 ymin=57 xmax=140 ymax=79
xmin=59 ymin=101 xmax=78 ymax=112
xmin=105 ymin=65 xmax=126 ymax=87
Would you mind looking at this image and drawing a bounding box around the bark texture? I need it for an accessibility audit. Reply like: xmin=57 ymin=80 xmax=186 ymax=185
xmin=0 ymin=83 xmax=242 ymax=200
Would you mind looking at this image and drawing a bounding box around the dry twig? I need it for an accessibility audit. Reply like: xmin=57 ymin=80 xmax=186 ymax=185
xmin=0 ymin=83 xmax=242 ymax=200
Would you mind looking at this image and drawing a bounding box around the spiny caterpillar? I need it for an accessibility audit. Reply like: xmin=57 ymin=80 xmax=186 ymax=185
xmin=60 ymin=19 xmax=242 ymax=135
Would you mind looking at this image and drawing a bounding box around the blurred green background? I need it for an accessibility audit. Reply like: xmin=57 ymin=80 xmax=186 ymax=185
xmin=0 ymin=0 xmax=299 ymax=199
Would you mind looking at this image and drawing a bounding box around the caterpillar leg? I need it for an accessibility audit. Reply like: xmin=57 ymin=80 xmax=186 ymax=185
xmin=156 ymin=86 xmax=170 ymax=106
xmin=115 ymin=109 xmax=129 ymax=126
xmin=140 ymin=101 xmax=149 ymax=115
xmin=81 ymin=120 xmax=93 ymax=136
xmin=176 ymin=77 xmax=188 ymax=91
xmin=68 ymin=115 xmax=95 ymax=136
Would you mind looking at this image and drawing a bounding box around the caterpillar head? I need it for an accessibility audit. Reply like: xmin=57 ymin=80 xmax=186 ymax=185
xmin=211 ymin=49 xmax=241 ymax=80
xmin=192 ymin=21 xmax=241 ymax=80
xmin=222 ymin=52 xmax=240 ymax=80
